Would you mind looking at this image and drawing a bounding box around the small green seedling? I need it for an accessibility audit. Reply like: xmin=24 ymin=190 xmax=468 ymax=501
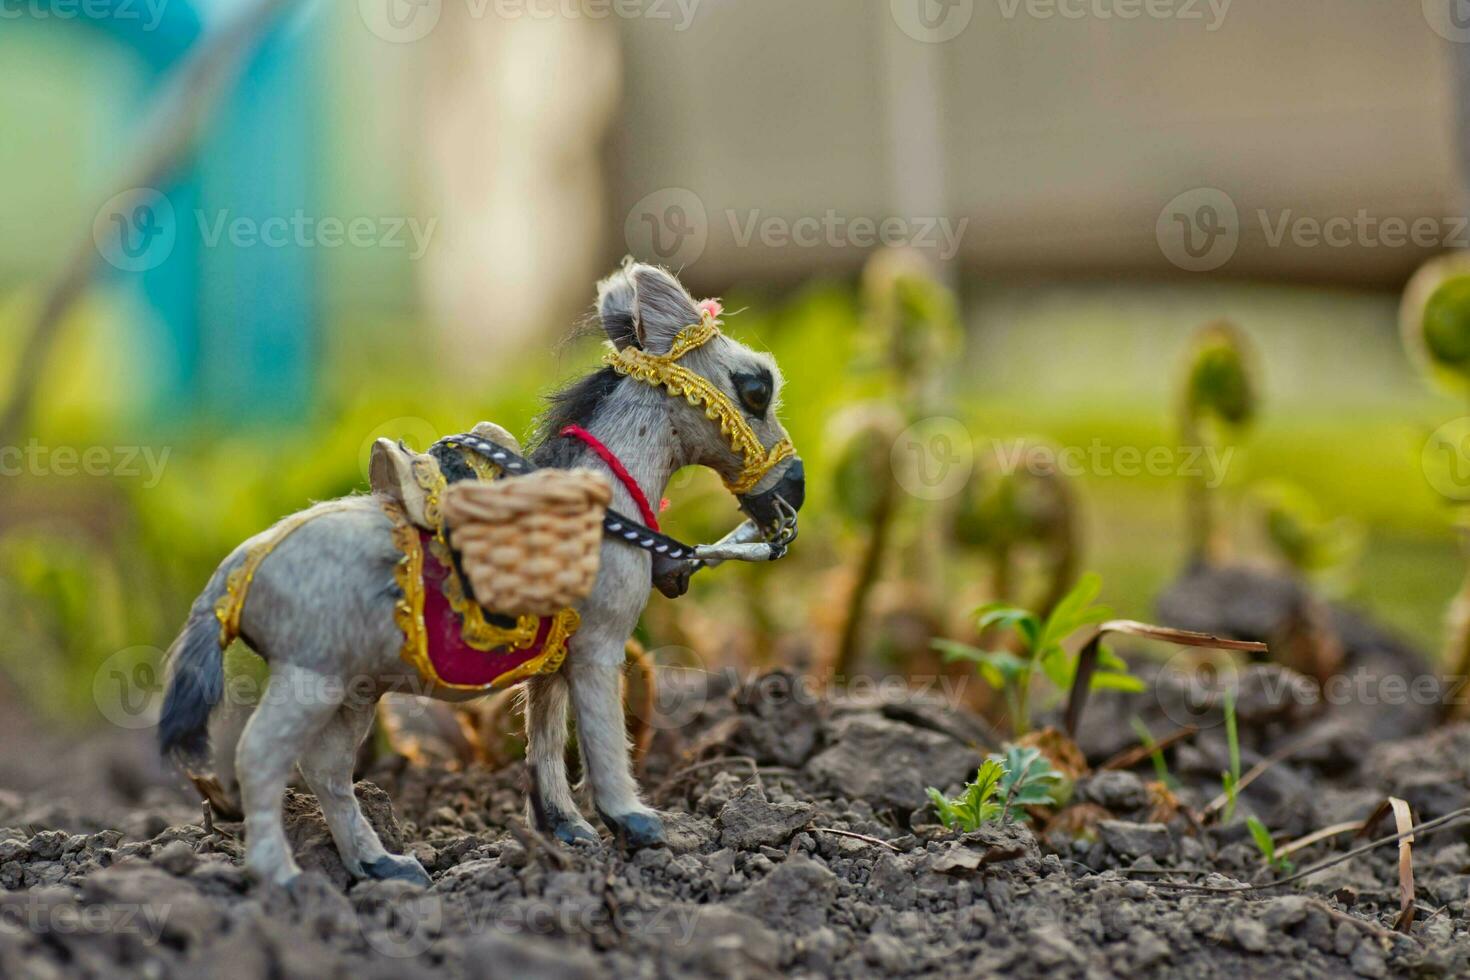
xmin=926 ymin=746 xmax=1063 ymax=831
xmin=1129 ymin=715 xmax=1177 ymax=789
xmin=1220 ymin=688 xmax=1241 ymax=823
xmin=1179 ymin=321 xmax=1258 ymax=565
xmin=927 ymin=758 xmax=1006 ymax=832
xmin=934 ymin=573 xmax=1144 ymax=736
xmin=994 ymin=745 xmax=1064 ymax=821
xmin=1246 ymin=816 xmax=1294 ymax=874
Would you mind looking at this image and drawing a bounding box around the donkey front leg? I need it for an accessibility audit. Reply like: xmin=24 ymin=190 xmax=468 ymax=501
xmin=524 ymin=673 xmax=598 ymax=844
xmin=566 ymin=659 xmax=665 ymax=848
xmin=236 ymin=663 xmax=345 ymax=887
xmin=298 ymin=701 xmax=430 ymax=886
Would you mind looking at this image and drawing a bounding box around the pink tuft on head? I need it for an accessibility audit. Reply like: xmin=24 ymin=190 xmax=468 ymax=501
xmin=697 ymin=298 xmax=724 ymax=322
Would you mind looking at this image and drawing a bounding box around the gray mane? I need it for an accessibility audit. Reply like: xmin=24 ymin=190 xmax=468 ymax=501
xmin=529 ymin=366 xmax=626 ymax=467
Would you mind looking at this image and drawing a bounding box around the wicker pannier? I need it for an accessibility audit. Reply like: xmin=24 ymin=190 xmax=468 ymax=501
xmin=441 ymin=468 xmax=613 ymax=617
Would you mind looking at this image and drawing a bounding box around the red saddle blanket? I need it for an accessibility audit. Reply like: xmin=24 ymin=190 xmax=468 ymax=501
xmin=385 ymin=503 xmax=578 ymax=692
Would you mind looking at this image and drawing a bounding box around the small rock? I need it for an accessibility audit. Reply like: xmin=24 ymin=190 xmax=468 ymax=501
xmin=153 ymin=840 xmax=197 ymax=876
xmin=463 ymin=934 xmax=599 ymax=980
xmin=808 ymin=713 xmax=984 ymax=812
xmin=863 ymin=933 xmax=911 ymax=973
xmin=1098 ymin=821 xmax=1173 ymax=861
xmin=1231 ymin=917 xmax=1270 ymax=953
xmin=1082 ymin=771 xmax=1150 ymax=813
xmin=1031 ymin=923 xmax=1085 ymax=968
xmin=717 ymin=784 xmax=815 ymax=850
xmin=732 ymin=856 xmax=838 ymax=931
xmin=1350 ymin=944 xmax=1387 ymax=978
xmin=1260 ymin=896 xmax=1311 ymax=931
xmin=1130 ymin=927 xmax=1170 ymax=969
xmin=28 ymin=831 xmax=66 ymax=861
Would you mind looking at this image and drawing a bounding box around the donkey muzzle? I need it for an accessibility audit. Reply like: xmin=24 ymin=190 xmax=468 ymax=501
xmin=738 ymin=457 xmax=805 ymax=532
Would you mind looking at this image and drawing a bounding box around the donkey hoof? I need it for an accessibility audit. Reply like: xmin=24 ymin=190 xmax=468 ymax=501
xmin=551 ymin=819 xmax=600 ymax=845
xmin=599 ymin=809 xmax=666 ymax=849
xmin=363 ymin=854 xmax=432 ymax=887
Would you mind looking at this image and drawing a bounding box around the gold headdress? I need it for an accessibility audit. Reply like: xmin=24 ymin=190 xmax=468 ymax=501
xmin=605 ymin=309 xmax=796 ymax=495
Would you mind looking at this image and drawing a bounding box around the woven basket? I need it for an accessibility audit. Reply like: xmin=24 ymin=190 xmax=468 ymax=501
xmin=441 ymin=468 xmax=613 ymax=617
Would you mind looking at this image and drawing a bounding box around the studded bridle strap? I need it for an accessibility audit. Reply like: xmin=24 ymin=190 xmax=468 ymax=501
xmin=432 ymin=433 xmax=699 ymax=562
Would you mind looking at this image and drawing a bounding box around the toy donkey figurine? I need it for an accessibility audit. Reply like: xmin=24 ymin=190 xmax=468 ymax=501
xmin=158 ymin=263 xmax=805 ymax=887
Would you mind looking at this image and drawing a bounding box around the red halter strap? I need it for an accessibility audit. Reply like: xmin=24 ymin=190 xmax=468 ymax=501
xmin=560 ymin=425 xmax=660 ymax=532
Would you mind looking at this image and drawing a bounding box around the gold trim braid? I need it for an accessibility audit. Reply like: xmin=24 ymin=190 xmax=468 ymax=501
xmin=605 ymin=315 xmax=797 ymax=495
xmin=214 ymin=500 xmax=361 ymax=649
xmin=406 ymin=450 xmax=542 ymax=652
xmin=381 ymin=497 xmax=578 ymax=691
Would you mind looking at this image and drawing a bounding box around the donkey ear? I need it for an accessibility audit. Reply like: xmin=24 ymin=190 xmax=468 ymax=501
xmin=631 ymin=264 xmax=701 ymax=354
xmin=597 ymin=262 xmax=700 ymax=354
xmin=596 ymin=264 xmax=640 ymax=351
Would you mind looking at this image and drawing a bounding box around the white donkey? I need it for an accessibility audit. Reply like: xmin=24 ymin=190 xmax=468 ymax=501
xmin=159 ymin=263 xmax=805 ymax=887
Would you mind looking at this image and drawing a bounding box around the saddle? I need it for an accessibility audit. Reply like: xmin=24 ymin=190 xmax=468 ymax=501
xmin=369 ymin=422 xmax=586 ymax=691
xmin=370 ymin=421 xmax=521 ymax=531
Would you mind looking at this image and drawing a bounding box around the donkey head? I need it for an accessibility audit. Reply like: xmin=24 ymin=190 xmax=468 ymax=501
xmin=596 ymin=262 xmax=805 ymax=530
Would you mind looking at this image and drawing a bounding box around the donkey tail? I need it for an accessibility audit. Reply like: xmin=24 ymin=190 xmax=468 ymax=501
xmin=158 ymin=557 xmax=237 ymax=765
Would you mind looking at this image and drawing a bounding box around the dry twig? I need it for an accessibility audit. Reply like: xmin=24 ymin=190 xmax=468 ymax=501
xmin=1064 ymin=621 xmax=1267 ymax=737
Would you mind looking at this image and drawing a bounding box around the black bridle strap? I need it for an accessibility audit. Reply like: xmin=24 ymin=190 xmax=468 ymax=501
xmin=432 ymin=433 xmax=699 ymax=562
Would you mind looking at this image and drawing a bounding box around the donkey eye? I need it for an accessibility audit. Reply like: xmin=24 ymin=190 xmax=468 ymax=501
xmin=733 ymin=371 xmax=773 ymax=416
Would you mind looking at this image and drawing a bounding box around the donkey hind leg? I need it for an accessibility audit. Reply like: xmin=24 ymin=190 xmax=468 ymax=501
xmin=208 ymin=654 xmax=263 ymax=815
xmin=566 ymin=660 xmax=665 ymax=848
xmin=236 ymin=663 xmax=344 ymax=887
xmin=524 ymin=673 xmax=597 ymax=844
xmin=298 ymin=701 xmax=431 ymax=886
